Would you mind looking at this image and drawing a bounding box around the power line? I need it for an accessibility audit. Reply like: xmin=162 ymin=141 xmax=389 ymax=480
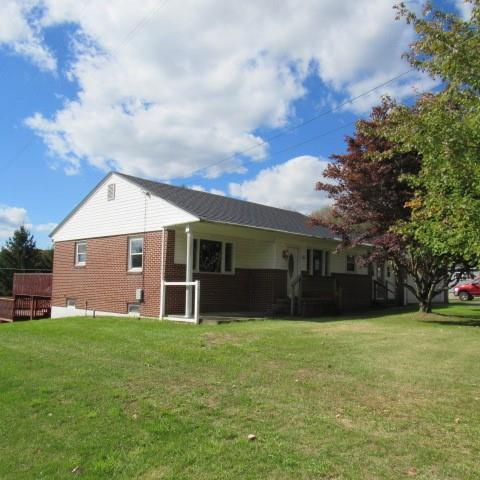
xmin=267 ymin=120 xmax=357 ymax=157
xmin=185 ymin=69 xmax=413 ymax=178
xmin=2 ymin=137 xmax=36 ymax=173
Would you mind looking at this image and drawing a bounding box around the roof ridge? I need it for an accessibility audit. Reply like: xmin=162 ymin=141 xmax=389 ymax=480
xmin=115 ymin=171 xmax=309 ymax=218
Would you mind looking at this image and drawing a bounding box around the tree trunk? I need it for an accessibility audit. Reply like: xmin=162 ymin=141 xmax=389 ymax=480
xmin=418 ymin=299 xmax=432 ymax=313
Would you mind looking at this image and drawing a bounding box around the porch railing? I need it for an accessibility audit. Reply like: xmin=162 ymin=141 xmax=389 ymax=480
xmin=290 ymin=274 xmax=302 ymax=315
xmin=160 ymin=280 xmax=201 ymax=324
xmin=373 ymin=279 xmax=397 ymax=306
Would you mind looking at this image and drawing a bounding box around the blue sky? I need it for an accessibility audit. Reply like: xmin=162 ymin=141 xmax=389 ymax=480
xmin=0 ymin=0 xmax=469 ymax=248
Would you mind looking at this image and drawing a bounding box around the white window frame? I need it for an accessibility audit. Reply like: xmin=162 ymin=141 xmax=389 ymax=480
xmin=346 ymin=254 xmax=356 ymax=273
xmin=75 ymin=241 xmax=87 ymax=266
xmin=128 ymin=236 xmax=144 ymax=272
xmin=66 ymin=298 xmax=76 ymax=309
xmin=193 ymin=238 xmax=235 ymax=275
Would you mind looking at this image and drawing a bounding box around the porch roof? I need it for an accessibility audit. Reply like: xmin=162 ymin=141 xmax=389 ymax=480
xmin=118 ymin=173 xmax=336 ymax=240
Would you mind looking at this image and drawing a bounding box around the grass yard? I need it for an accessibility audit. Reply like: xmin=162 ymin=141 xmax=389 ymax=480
xmin=1 ymin=305 xmax=480 ymax=479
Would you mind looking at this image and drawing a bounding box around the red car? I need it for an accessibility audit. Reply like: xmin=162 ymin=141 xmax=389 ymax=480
xmin=454 ymin=279 xmax=480 ymax=301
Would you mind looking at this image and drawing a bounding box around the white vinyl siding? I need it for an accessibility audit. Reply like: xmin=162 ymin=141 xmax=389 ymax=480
xmin=52 ymin=174 xmax=198 ymax=242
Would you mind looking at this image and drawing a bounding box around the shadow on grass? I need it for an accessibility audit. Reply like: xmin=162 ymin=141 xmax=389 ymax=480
xmin=433 ymin=304 xmax=480 ymax=318
xmin=418 ymin=303 xmax=480 ymax=327
xmin=273 ymin=305 xmax=419 ymax=324
xmin=421 ymin=318 xmax=480 ymax=327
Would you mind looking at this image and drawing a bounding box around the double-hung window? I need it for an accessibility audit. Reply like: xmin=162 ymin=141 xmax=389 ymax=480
xmin=128 ymin=237 xmax=144 ymax=271
xmin=75 ymin=241 xmax=87 ymax=266
xmin=193 ymin=238 xmax=234 ymax=274
xmin=346 ymin=255 xmax=356 ymax=272
xmin=306 ymin=249 xmax=324 ymax=275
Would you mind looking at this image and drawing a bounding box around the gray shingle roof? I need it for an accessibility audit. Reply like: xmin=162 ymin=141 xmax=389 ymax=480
xmin=118 ymin=173 xmax=335 ymax=240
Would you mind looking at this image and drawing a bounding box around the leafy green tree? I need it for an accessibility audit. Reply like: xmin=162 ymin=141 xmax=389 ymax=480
xmin=390 ymin=1 xmax=480 ymax=263
xmin=0 ymin=227 xmax=51 ymax=296
xmin=315 ymin=99 xmax=472 ymax=312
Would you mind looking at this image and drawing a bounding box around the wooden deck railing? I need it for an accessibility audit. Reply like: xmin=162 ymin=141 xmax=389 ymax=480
xmin=0 ymin=297 xmax=15 ymax=320
xmin=373 ymin=279 xmax=398 ymax=306
xmin=0 ymin=296 xmax=51 ymax=321
xmin=0 ymin=273 xmax=52 ymax=322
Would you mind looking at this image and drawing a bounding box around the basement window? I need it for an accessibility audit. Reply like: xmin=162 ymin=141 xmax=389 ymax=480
xmin=107 ymin=183 xmax=116 ymax=201
xmin=66 ymin=298 xmax=76 ymax=309
xmin=346 ymin=255 xmax=356 ymax=272
xmin=128 ymin=303 xmax=140 ymax=316
xmin=75 ymin=241 xmax=87 ymax=266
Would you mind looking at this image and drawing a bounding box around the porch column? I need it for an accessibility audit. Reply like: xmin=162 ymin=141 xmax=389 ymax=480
xmin=185 ymin=225 xmax=193 ymax=318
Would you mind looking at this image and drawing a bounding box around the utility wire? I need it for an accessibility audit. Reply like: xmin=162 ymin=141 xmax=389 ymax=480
xmin=267 ymin=120 xmax=357 ymax=158
xmin=185 ymin=69 xmax=413 ymax=178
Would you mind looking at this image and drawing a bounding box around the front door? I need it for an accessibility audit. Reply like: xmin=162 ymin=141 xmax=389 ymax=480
xmin=287 ymin=247 xmax=300 ymax=298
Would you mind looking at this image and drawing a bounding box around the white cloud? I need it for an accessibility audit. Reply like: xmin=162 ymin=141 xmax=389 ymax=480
xmin=454 ymin=0 xmax=474 ymax=20
xmin=0 ymin=204 xmax=56 ymax=245
xmin=29 ymin=222 xmax=58 ymax=233
xmin=229 ymin=155 xmax=332 ymax=214
xmin=8 ymin=1 xmax=425 ymax=179
xmin=0 ymin=204 xmax=27 ymax=239
xmin=0 ymin=1 xmax=56 ymax=71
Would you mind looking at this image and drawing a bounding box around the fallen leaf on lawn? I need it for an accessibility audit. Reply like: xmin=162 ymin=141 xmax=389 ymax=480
xmin=407 ymin=467 xmax=418 ymax=476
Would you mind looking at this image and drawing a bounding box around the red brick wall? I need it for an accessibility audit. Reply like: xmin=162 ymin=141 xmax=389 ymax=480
xmin=52 ymin=231 xmax=164 ymax=317
xmin=52 ymin=229 xmax=287 ymax=317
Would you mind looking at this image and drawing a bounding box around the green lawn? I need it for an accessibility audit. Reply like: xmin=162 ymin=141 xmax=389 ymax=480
xmin=1 ymin=305 xmax=480 ymax=479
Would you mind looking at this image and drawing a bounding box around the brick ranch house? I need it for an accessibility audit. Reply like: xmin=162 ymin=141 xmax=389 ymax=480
xmin=50 ymin=172 xmax=429 ymax=323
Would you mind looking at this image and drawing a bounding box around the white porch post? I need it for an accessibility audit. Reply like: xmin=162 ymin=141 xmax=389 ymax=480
xmin=185 ymin=225 xmax=193 ymax=318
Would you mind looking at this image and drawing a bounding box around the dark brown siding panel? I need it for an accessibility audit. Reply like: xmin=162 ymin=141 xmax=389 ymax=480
xmin=332 ymin=273 xmax=372 ymax=312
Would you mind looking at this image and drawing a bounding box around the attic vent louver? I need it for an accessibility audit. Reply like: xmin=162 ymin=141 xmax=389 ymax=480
xmin=107 ymin=183 xmax=116 ymax=201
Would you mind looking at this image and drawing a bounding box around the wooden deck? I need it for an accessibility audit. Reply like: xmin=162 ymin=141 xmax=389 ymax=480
xmin=0 ymin=273 xmax=52 ymax=323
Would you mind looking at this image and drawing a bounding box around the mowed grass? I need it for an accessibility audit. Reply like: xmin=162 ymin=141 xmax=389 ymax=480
xmin=1 ymin=305 xmax=480 ymax=479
